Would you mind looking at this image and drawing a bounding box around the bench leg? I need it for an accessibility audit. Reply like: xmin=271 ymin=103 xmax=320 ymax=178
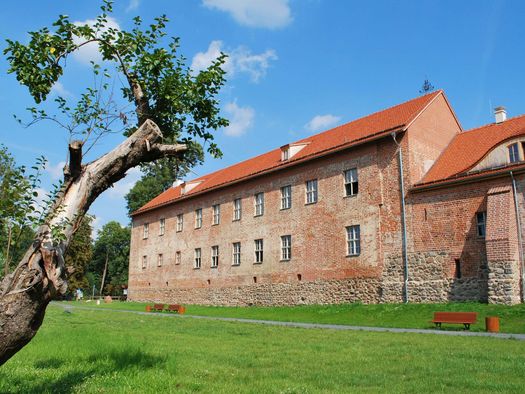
xmin=435 ymin=323 xmax=441 ymax=329
xmin=464 ymin=323 xmax=470 ymax=330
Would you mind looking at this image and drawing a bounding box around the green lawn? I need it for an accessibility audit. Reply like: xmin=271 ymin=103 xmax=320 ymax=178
xmin=62 ymin=300 xmax=525 ymax=333
xmin=2 ymin=305 xmax=524 ymax=393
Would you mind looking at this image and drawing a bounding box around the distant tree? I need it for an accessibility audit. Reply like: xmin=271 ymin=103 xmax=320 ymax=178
xmin=0 ymin=145 xmax=44 ymax=278
xmin=64 ymin=216 xmax=94 ymax=292
xmin=419 ymin=78 xmax=435 ymax=94
xmin=89 ymin=221 xmax=130 ymax=296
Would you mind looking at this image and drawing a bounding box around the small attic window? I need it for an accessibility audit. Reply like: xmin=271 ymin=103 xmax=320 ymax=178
xmin=508 ymin=143 xmax=521 ymax=163
xmin=282 ymin=147 xmax=290 ymax=161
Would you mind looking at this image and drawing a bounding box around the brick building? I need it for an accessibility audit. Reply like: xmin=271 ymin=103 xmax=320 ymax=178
xmin=128 ymin=91 xmax=525 ymax=305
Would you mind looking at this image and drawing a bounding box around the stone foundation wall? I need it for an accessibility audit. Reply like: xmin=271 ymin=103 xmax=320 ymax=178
xmin=129 ymin=251 xmax=506 ymax=306
xmin=129 ymin=278 xmax=382 ymax=306
xmin=382 ymin=252 xmax=488 ymax=303
xmin=487 ymin=260 xmax=521 ymax=304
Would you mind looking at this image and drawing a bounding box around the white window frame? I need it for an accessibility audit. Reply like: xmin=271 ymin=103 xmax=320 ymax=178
xmin=141 ymin=255 xmax=147 ymax=269
xmin=254 ymin=193 xmax=264 ymax=216
xmin=344 ymin=168 xmax=358 ymax=197
xmin=143 ymin=223 xmax=149 ymax=239
xmin=346 ymin=225 xmax=361 ymax=256
xmin=157 ymin=253 xmax=163 ymax=267
xmin=233 ymin=198 xmax=242 ymax=221
xmin=212 ymin=204 xmax=221 ymax=225
xmin=509 ymin=143 xmax=520 ymax=163
xmin=306 ymin=179 xmax=318 ymax=204
xmin=281 ymin=185 xmax=292 ymax=210
xmin=159 ymin=218 xmax=165 ymax=236
xmin=254 ymin=239 xmax=264 ymax=263
xmin=194 ymin=248 xmax=201 ymax=269
xmin=175 ymin=251 xmax=181 ymax=265
xmin=176 ymin=214 xmax=183 ymax=232
xmin=211 ymin=245 xmax=219 ymax=268
xmin=281 ymin=235 xmax=292 ymax=261
xmin=232 ymin=242 xmax=241 ymax=266
xmin=195 ymin=208 xmax=202 ymax=229
xmin=476 ymin=211 xmax=486 ymax=238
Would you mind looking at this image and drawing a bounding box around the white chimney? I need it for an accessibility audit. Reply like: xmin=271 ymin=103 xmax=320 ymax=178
xmin=494 ymin=106 xmax=507 ymax=124
xmin=172 ymin=179 xmax=184 ymax=188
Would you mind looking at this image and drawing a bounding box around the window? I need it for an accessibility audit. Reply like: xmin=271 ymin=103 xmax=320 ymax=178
xmin=233 ymin=198 xmax=242 ymax=221
xmin=476 ymin=211 xmax=486 ymax=238
xmin=306 ymin=179 xmax=318 ymax=204
xmin=455 ymin=259 xmax=462 ymax=279
xmin=159 ymin=218 xmax=165 ymax=236
xmin=142 ymin=255 xmax=147 ymax=269
xmin=344 ymin=168 xmax=358 ymax=196
xmin=281 ymin=185 xmax=292 ymax=210
xmin=509 ymin=143 xmax=520 ymax=163
xmin=282 ymin=148 xmax=289 ymax=161
xmin=254 ymin=239 xmax=264 ymax=263
xmin=346 ymin=225 xmax=361 ymax=256
xmin=254 ymin=193 xmax=264 ymax=216
xmin=176 ymin=214 xmax=183 ymax=232
xmin=175 ymin=251 xmax=181 ymax=265
xmin=195 ymin=208 xmax=202 ymax=229
xmin=281 ymin=235 xmax=292 ymax=261
xmin=143 ymin=223 xmax=149 ymax=239
xmin=157 ymin=254 xmax=163 ymax=267
xmin=212 ymin=204 xmax=221 ymax=225
xmin=194 ymin=248 xmax=202 ymax=269
xmin=232 ymin=242 xmax=241 ymax=266
xmin=211 ymin=245 xmax=219 ymax=268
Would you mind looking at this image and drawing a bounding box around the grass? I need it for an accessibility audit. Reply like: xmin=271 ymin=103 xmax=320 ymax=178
xmin=1 ymin=305 xmax=525 ymax=393
xmin=62 ymin=300 xmax=525 ymax=333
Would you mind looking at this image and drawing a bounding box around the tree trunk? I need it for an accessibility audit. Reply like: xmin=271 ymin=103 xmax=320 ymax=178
xmin=0 ymin=119 xmax=186 ymax=366
xmin=100 ymin=250 xmax=109 ymax=297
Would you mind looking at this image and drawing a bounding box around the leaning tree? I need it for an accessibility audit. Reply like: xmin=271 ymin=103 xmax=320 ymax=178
xmin=0 ymin=1 xmax=228 ymax=365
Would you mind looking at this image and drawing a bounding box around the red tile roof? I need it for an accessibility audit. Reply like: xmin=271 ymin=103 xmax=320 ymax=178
xmin=419 ymin=113 xmax=525 ymax=186
xmin=133 ymin=90 xmax=443 ymax=215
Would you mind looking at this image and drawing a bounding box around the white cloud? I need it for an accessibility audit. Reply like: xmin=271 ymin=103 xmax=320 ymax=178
xmin=203 ymin=0 xmax=292 ymax=29
xmin=45 ymin=160 xmax=66 ymax=180
xmin=91 ymin=216 xmax=103 ymax=239
xmin=223 ymin=101 xmax=254 ymax=137
xmin=305 ymin=114 xmax=341 ymax=132
xmin=191 ymin=40 xmax=277 ymax=83
xmin=126 ymin=0 xmax=140 ymax=12
xmin=106 ymin=167 xmax=142 ymax=199
xmin=72 ymin=16 xmax=120 ymax=65
xmin=50 ymin=82 xmax=72 ymax=98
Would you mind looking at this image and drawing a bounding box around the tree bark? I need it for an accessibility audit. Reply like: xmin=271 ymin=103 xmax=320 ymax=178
xmin=0 ymin=119 xmax=186 ymax=366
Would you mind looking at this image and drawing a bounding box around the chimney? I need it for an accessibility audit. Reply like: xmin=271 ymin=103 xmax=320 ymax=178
xmin=494 ymin=106 xmax=507 ymax=124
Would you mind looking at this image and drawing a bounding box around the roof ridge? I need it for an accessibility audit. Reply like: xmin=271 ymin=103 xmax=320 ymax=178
xmin=459 ymin=112 xmax=525 ymax=135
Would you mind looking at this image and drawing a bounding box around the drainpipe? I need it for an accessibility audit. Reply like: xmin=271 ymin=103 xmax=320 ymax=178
xmin=510 ymin=171 xmax=525 ymax=302
xmin=391 ymin=132 xmax=409 ymax=303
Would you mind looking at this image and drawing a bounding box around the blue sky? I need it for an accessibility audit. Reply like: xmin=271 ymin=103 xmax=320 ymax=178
xmin=1 ymin=0 xmax=524 ymax=236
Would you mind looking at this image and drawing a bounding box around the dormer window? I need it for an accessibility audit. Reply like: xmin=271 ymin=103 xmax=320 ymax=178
xmin=282 ymin=147 xmax=290 ymax=161
xmin=508 ymin=143 xmax=520 ymax=163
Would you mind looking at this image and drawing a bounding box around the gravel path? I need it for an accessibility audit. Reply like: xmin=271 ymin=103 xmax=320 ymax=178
xmin=53 ymin=302 xmax=525 ymax=341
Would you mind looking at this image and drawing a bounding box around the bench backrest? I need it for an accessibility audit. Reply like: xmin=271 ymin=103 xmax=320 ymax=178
xmin=153 ymin=303 xmax=165 ymax=310
xmin=434 ymin=311 xmax=477 ymax=323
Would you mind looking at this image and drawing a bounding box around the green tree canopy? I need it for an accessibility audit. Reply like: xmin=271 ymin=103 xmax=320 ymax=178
xmin=88 ymin=221 xmax=130 ymax=295
xmin=64 ymin=216 xmax=94 ymax=292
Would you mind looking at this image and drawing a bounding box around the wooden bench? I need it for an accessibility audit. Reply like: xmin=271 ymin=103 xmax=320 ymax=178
xmin=431 ymin=312 xmax=477 ymax=330
xmin=153 ymin=303 xmax=165 ymax=312
xmin=167 ymin=304 xmax=186 ymax=314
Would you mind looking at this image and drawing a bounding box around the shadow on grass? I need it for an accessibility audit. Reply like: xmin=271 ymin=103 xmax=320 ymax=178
xmin=4 ymin=349 xmax=169 ymax=394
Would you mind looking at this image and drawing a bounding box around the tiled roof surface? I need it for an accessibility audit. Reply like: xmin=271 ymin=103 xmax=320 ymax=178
xmin=133 ymin=90 xmax=442 ymax=215
xmin=420 ymin=113 xmax=525 ymax=185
